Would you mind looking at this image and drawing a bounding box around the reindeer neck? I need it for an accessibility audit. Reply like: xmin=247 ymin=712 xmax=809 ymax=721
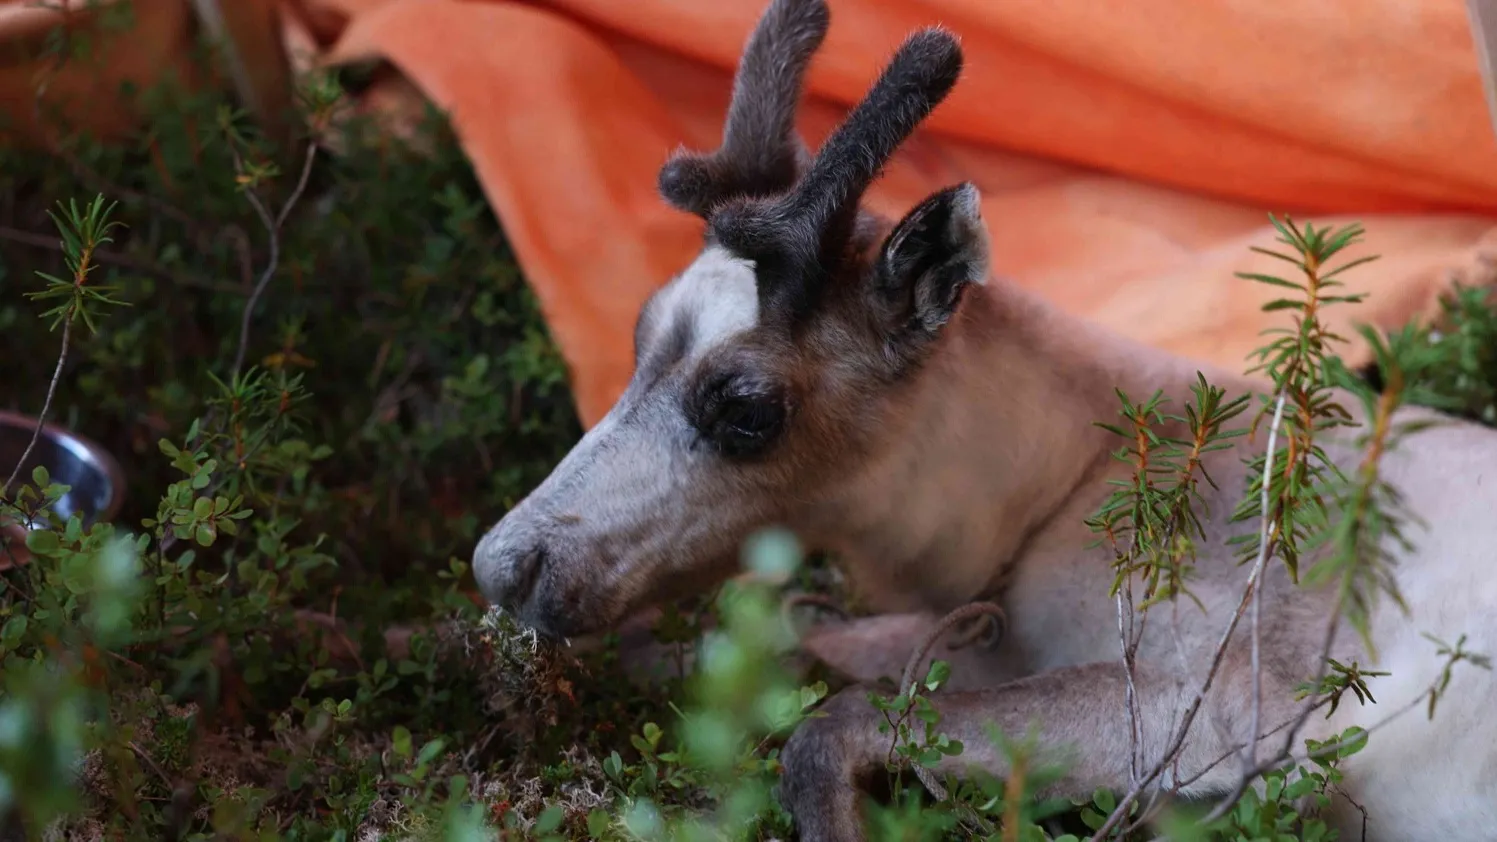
xmin=808 ymin=281 xmax=1258 ymax=613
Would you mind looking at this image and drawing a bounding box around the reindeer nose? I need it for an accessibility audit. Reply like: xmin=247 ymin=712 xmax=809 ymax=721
xmin=472 ymin=527 xmax=545 ymax=612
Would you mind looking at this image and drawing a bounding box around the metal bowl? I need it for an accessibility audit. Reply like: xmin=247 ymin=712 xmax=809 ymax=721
xmin=0 ymin=410 xmax=125 ymax=529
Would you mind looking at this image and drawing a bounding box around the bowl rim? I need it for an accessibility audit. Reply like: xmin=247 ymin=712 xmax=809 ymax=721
xmin=0 ymin=409 xmax=126 ymax=525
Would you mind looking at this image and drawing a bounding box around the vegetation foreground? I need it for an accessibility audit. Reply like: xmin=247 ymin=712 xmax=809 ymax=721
xmin=2 ymin=22 xmax=1497 ymax=842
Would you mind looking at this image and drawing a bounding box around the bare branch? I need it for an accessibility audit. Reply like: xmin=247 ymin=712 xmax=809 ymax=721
xmin=1245 ymin=391 xmax=1290 ymax=773
xmin=276 ymin=140 xmax=319 ymax=231
xmin=1 ymin=318 xmax=73 ymax=500
xmin=1117 ymin=576 xmax=1144 ymax=787
xmin=1088 ymin=425 xmax=1289 ymax=842
xmin=1195 ymin=635 xmax=1460 ymax=828
xmin=230 ymin=140 xmax=318 ymax=379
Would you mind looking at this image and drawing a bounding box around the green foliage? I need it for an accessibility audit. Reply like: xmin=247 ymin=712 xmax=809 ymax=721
xmin=1 ymin=9 xmax=1495 ymax=842
xmin=1228 ymin=218 xmax=1373 ymax=584
xmin=1080 ymin=216 xmax=1496 ymax=840
xmin=2 ymin=16 xmax=582 ymax=837
xmin=1087 ymin=376 xmax=1249 ymax=609
xmin=1421 ymin=633 xmax=1493 ymax=720
xmin=607 ymin=531 xmax=829 ymax=842
xmin=1160 ymin=727 xmax=1369 ymax=842
xmin=22 ymin=196 xmax=129 ymax=334
xmin=1386 ymin=283 xmax=1497 ymax=425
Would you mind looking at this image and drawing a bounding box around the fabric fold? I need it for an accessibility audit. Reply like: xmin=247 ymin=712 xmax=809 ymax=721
xmin=8 ymin=0 xmax=1497 ymax=427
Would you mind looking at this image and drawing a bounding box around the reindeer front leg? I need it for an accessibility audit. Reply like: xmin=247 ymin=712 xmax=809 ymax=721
xmin=779 ymin=660 xmax=1247 ymax=842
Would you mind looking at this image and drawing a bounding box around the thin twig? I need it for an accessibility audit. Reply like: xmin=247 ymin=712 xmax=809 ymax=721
xmin=1162 ymin=697 xmax=1330 ymax=801
xmin=1 ymin=318 xmax=73 ymax=500
xmin=896 ymin=601 xmax=1007 ymax=803
xmin=4 ymin=50 xmax=100 ymax=503
xmin=1195 ymin=636 xmax=1449 ymax=827
xmin=277 ymin=142 xmax=319 ymax=231
xmin=1088 ymin=496 xmax=1285 ymax=838
xmin=128 ymin=740 xmax=175 ymax=790
xmin=1192 ymin=600 xmax=1346 ymax=827
xmin=1245 ymin=391 xmax=1290 ymax=774
xmin=1153 ymin=377 xmax=1414 ymax=832
xmin=230 ymin=141 xmax=318 ymax=378
xmin=1090 ymin=392 xmax=1290 ymax=840
xmin=1189 ymin=372 xmax=1408 ymax=829
xmin=1117 ymin=571 xmax=1144 ymax=787
xmin=1088 ymin=574 xmax=1264 ymax=837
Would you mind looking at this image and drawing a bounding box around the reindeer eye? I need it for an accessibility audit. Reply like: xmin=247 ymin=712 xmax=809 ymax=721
xmin=703 ymin=393 xmax=787 ymax=458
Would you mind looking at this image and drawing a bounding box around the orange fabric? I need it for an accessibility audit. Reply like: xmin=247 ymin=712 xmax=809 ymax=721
xmin=315 ymin=0 xmax=1497 ymax=427
xmin=11 ymin=0 xmax=1497 ymax=427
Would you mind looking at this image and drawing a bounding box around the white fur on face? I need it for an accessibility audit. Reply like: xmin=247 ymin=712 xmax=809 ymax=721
xmin=646 ymin=245 xmax=760 ymax=360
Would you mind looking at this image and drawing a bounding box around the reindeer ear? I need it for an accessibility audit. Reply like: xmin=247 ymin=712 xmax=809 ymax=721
xmin=872 ymin=183 xmax=989 ymax=339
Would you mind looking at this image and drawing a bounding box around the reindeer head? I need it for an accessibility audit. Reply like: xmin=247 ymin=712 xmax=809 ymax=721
xmin=472 ymin=0 xmax=991 ymax=639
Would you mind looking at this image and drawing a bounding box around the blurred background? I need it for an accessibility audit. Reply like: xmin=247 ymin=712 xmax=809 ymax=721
xmin=8 ymin=0 xmax=1497 ymax=424
xmin=1 ymin=1 xmax=1496 ymax=839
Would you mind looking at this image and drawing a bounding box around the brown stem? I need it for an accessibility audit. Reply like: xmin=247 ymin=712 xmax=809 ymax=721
xmin=230 ymin=141 xmax=318 ymax=378
xmin=1 ymin=316 xmax=73 ymax=499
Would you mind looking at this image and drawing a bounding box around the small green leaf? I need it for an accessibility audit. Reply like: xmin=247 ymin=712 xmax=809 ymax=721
xmin=418 ymin=737 xmax=446 ymax=766
xmin=0 ymin=616 xmax=27 ymax=647
xmin=1285 ymin=775 xmax=1318 ymax=800
xmin=800 ymin=681 xmax=827 ymax=709
xmin=1334 ymin=726 xmax=1369 ymax=758
xmin=923 ymin=659 xmax=952 ymax=692
xmin=1080 ymin=807 xmax=1105 ymax=830
xmin=534 ymin=806 xmax=564 ymax=834
xmin=25 ymin=530 xmax=59 ymax=555
xmin=392 ymin=725 xmax=412 ymax=758
xmin=603 ymin=751 xmax=623 ymax=781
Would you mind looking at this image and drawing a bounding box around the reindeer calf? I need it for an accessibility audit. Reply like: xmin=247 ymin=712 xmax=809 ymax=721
xmin=473 ymin=1 xmax=1497 ymax=839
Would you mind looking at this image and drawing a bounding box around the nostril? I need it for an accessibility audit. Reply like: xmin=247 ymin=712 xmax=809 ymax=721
xmin=472 ymin=529 xmax=548 ymax=610
xmin=508 ymin=545 xmax=545 ymax=611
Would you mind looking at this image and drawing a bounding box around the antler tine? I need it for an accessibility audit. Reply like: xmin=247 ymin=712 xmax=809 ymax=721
xmin=657 ymin=0 xmax=830 ymax=218
xmin=711 ymin=28 xmax=963 ymax=277
xmin=789 ymin=29 xmax=962 ymax=247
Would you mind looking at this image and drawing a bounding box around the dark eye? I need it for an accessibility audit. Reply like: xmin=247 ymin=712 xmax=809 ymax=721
xmin=706 ymin=393 xmax=787 ymax=457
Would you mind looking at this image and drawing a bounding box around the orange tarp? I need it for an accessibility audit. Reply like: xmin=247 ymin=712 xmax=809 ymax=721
xmin=11 ymin=0 xmax=1497 ymax=427
xmin=310 ymin=0 xmax=1497 ymax=426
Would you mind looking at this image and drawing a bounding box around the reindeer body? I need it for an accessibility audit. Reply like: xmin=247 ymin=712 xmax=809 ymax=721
xmin=788 ymin=279 xmax=1497 ymax=841
xmin=471 ymin=1 xmax=1497 ymax=838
